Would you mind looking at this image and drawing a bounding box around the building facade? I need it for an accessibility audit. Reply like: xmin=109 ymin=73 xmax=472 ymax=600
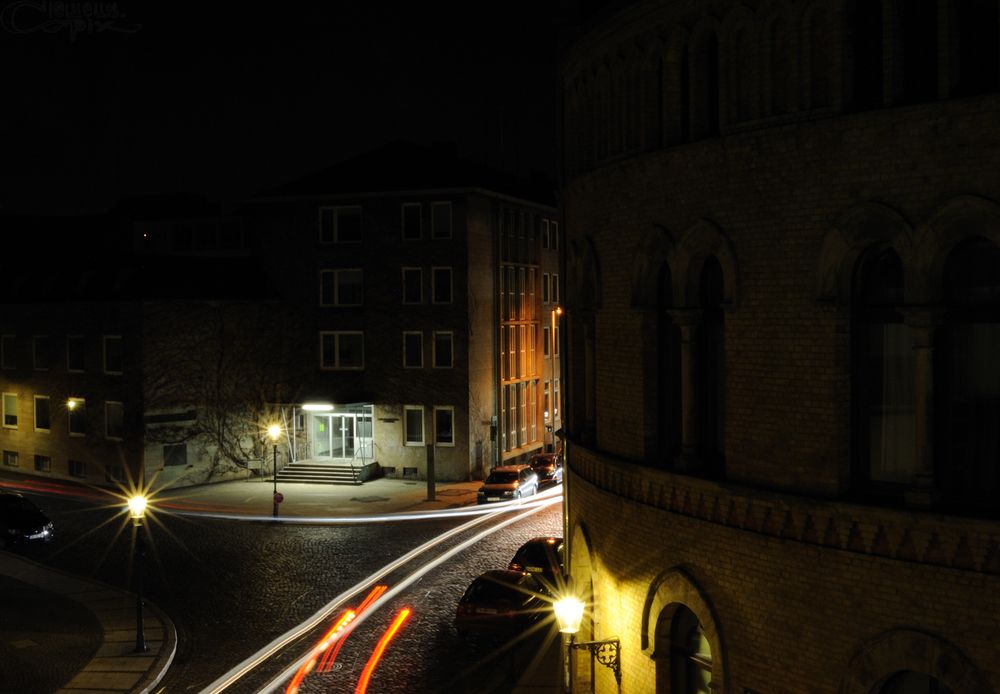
xmin=560 ymin=1 xmax=1000 ymax=692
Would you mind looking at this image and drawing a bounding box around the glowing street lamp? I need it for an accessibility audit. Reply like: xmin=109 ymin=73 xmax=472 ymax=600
xmin=268 ymin=424 xmax=282 ymax=518
xmin=127 ymin=493 xmax=149 ymax=653
xmin=553 ymin=594 xmax=621 ymax=692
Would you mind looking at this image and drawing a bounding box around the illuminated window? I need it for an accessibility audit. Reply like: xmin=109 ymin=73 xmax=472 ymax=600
xmin=402 ymin=268 xmax=423 ymax=304
xmin=34 ymin=395 xmax=50 ymax=432
xmin=105 ymin=401 xmax=124 ymax=440
xmin=402 ymin=203 xmax=422 ymax=240
xmin=433 ymin=331 xmax=454 ymax=369
xmin=404 ymin=405 xmax=424 ymax=445
xmin=320 ymin=331 xmax=364 ymax=370
xmin=432 ymin=202 xmax=452 ymax=239
xmin=66 ymin=335 xmax=85 ymax=372
xmin=320 ymin=269 xmax=363 ymax=306
xmin=432 ymin=267 xmax=453 ymax=304
xmin=434 ymin=406 xmax=454 ymax=445
xmin=103 ymin=335 xmax=123 ymax=375
xmin=3 ymin=393 xmax=17 ymax=428
xmin=403 ymin=331 xmax=423 ymax=368
xmin=1 ymin=335 xmax=14 ymax=369
xmin=319 ymin=206 xmax=362 ymax=244
xmin=32 ymin=335 xmax=49 ymax=371
xmin=68 ymin=398 xmax=86 ymax=436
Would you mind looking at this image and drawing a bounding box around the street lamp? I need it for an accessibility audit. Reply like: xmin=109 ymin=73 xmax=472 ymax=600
xmin=553 ymin=594 xmax=621 ymax=692
xmin=268 ymin=424 xmax=282 ymax=518
xmin=127 ymin=494 xmax=149 ymax=653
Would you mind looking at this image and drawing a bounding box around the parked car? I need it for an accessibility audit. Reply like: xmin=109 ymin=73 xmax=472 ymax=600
xmin=527 ymin=452 xmax=563 ymax=486
xmin=476 ymin=465 xmax=539 ymax=504
xmin=454 ymin=569 xmax=546 ymax=638
xmin=507 ymin=536 xmax=564 ymax=594
xmin=0 ymin=491 xmax=54 ymax=548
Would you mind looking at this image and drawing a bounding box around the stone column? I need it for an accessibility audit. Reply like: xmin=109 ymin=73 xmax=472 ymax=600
xmin=669 ymin=309 xmax=702 ymax=470
xmin=901 ymin=307 xmax=943 ymax=507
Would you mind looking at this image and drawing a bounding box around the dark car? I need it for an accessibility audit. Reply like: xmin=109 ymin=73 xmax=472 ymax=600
xmin=454 ymin=569 xmax=546 ymax=638
xmin=0 ymin=491 xmax=54 ymax=548
xmin=528 ymin=452 xmax=563 ymax=486
xmin=508 ymin=537 xmax=564 ymax=594
xmin=476 ymin=464 xmax=539 ymax=504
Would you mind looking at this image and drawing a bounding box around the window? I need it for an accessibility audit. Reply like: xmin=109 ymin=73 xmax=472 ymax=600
xmin=543 ymin=326 xmax=551 ymax=358
xmin=554 ymin=379 xmax=560 ymax=418
xmin=67 ymin=335 xmax=85 ymax=372
xmin=431 ymin=202 xmax=452 ymax=239
xmin=542 ymin=273 xmax=550 ymax=303
xmin=433 ymin=331 xmax=454 ymax=368
xmin=319 ymin=206 xmax=363 ymax=244
xmin=3 ymin=450 xmax=17 ymax=467
xmin=34 ymin=395 xmax=50 ymax=432
xmin=103 ymin=335 xmax=123 ymax=375
xmin=404 ymin=405 xmax=424 ymax=445
xmin=33 ymin=335 xmax=49 ymax=370
xmin=670 ymin=606 xmax=713 ymax=694
xmin=403 ymin=331 xmax=423 ymax=368
xmin=402 ymin=203 xmax=422 ymax=240
xmin=1 ymin=335 xmax=14 ymax=369
xmin=34 ymin=454 xmax=51 ymax=472
xmin=163 ymin=444 xmax=187 ymax=467
xmin=554 ymin=326 xmax=560 ymax=356
xmin=434 ymin=407 xmax=454 ymax=445
xmin=68 ymin=398 xmax=86 ymax=436
xmin=551 ymin=274 xmax=560 ymax=304
xmin=402 ymin=268 xmax=423 ymax=304
xmin=320 ymin=331 xmax=364 ymax=370
xmin=544 ymin=381 xmax=551 ymax=421
xmin=105 ymin=401 xmax=124 ymax=440
xmin=69 ymin=460 xmax=86 ymax=478
xmin=432 ymin=267 xmax=453 ymax=304
xmin=320 ymin=269 xmax=363 ymax=306
xmin=3 ymin=393 xmax=16 ymax=428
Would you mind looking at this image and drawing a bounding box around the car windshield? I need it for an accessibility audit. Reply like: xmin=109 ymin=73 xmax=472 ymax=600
xmin=486 ymin=472 xmax=518 ymax=484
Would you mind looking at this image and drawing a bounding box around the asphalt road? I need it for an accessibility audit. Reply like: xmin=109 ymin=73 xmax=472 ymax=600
xmin=13 ymin=491 xmax=562 ymax=693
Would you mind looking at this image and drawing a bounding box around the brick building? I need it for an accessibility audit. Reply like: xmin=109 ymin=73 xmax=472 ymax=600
xmin=559 ymin=2 xmax=1000 ymax=692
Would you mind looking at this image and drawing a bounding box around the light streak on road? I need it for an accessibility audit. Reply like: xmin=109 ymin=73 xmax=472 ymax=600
xmin=353 ymin=608 xmax=412 ymax=694
xmin=257 ymin=496 xmax=562 ymax=694
xmin=203 ymin=498 xmax=554 ymax=694
xmin=284 ymin=610 xmax=355 ymax=694
xmin=318 ymin=584 xmax=386 ymax=673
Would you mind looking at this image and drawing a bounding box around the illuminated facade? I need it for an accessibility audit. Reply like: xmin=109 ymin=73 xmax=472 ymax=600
xmin=560 ymin=1 xmax=1000 ymax=692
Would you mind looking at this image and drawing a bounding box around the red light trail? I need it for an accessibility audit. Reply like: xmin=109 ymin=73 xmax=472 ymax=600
xmin=354 ymin=608 xmax=412 ymax=694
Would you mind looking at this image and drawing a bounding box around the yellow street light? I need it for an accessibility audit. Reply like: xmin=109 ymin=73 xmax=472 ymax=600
xmin=554 ymin=595 xmax=585 ymax=634
xmin=126 ymin=493 xmax=150 ymax=653
xmin=127 ymin=494 xmax=148 ymax=524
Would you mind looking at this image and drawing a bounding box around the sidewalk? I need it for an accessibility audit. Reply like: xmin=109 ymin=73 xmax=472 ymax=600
xmin=0 ymin=473 xmax=561 ymax=693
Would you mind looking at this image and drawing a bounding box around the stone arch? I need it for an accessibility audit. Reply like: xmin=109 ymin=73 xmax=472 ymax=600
xmin=631 ymin=225 xmax=677 ymax=309
xmin=918 ymin=195 xmax=1000 ymax=304
xmin=640 ymin=566 xmax=727 ymax=692
xmin=569 ymin=236 xmax=603 ymax=310
xmin=675 ymin=219 xmax=739 ymax=307
xmin=839 ymin=629 xmax=994 ymax=694
xmin=816 ymin=201 xmax=914 ymax=304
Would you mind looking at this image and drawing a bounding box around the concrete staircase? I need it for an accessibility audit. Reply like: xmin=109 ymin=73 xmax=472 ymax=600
xmin=275 ymin=459 xmax=363 ymax=485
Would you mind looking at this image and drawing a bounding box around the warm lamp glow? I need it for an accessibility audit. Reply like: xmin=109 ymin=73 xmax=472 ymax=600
xmin=301 ymin=403 xmax=334 ymax=412
xmin=127 ymin=495 xmax=148 ymax=520
xmin=267 ymin=424 xmax=282 ymax=441
xmin=554 ymin=305 xmax=563 ymax=316
xmin=67 ymin=398 xmax=77 ymax=410
xmin=554 ymin=596 xmax=585 ymax=634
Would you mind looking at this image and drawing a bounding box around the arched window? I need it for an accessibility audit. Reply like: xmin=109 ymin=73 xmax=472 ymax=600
xmin=670 ymin=607 xmax=713 ymax=694
xmin=689 ymin=31 xmax=720 ymax=139
xmin=851 ymin=247 xmax=915 ymax=490
xmin=728 ymin=21 xmax=755 ymax=122
xmin=900 ymin=0 xmax=938 ymax=103
xmin=850 ymin=0 xmax=884 ymax=109
xmin=880 ymin=671 xmax=955 ymax=694
xmin=658 ymin=266 xmax=682 ymax=461
xmin=937 ymin=237 xmax=1000 ymax=511
xmin=698 ymin=256 xmax=725 ymax=476
xmin=808 ymin=6 xmax=833 ymax=107
xmin=954 ymin=0 xmax=999 ymax=97
xmin=768 ymin=17 xmax=793 ymax=115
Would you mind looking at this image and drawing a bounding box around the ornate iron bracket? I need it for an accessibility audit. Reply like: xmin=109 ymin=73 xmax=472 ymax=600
xmin=571 ymin=637 xmax=621 ymax=685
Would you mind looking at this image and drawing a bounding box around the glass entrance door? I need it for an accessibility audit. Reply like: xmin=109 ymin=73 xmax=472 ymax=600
xmin=331 ymin=414 xmax=355 ymax=459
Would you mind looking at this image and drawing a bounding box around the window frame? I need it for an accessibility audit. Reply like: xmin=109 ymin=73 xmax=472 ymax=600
xmin=34 ymin=454 xmax=51 ymax=472
xmin=433 ymin=331 xmax=454 ymax=369
xmin=105 ymin=400 xmax=124 ymax=440
xmin=320 ymin=268 xmax=364 ymax=307
xmin=402 ymin=202 xmax=422 ymax=240
xmin=66 ymin=334 xmax=85 ymax=372
xmin=403 ymin=331 xmax=424 ymax=369
xmin=404 ymin=405 xmax=425 ymax=445
xmin=402 ymin=267 xmax=423 ymax=305
xmin=542 ymin=272 xmax=550 ymax=304
xmin=2 ymin=392 xmax=17 ymax=429
xmin=32 ymin=335 xmax=49 ymax=371
xmin=2 ymin=450 xmax=18 ymax=467
xmin=319 ymin=205 xmax=363 ymax=244
xmin=319 ymin=331 xmax=365 ymax=370
xmin=68 ymin=459 xmax=87 ymax=478
xmin=34 ymin=395 xmax=50 ymax=433
xmin=432 ymin=266 xmax=453 ymax=305
xmin=431 ymin=201 xmax=453 ymax=239
xmin=103 ymin=335 xmax=123 ymax=375
xmin=434 ymin=406 xmax=455 ymax=446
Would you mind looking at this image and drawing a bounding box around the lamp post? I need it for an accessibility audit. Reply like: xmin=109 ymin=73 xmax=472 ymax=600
xmin=268 ymin=424 xmax=282 ymax=518
xmin=554 ymin=595 xmax=622 ymax=693
xmin=127 ymin=494 xmax=148 ymax=653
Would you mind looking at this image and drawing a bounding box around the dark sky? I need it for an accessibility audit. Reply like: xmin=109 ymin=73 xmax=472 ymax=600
xmin=2 ymin=2 xmax=561 ymax=214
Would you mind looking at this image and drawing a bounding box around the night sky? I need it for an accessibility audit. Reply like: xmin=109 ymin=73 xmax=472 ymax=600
xmin=2 ymin=2 xmax=562 ymax=214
